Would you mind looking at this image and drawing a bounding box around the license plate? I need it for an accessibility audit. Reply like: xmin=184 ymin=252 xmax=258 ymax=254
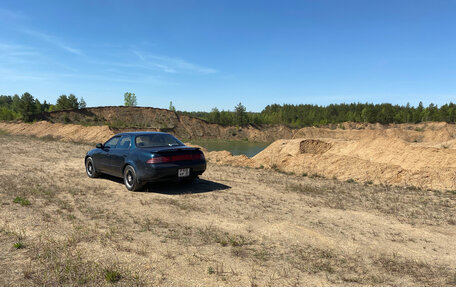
xmin=178 ymin=168 xmax=190 ymax=177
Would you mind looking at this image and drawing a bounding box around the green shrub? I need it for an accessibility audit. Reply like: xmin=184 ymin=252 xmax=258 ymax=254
xmin=0 ymin=107 xmax=20 ymax=120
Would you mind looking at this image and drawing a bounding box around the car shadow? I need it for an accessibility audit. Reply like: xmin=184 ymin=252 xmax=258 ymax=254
xmin=143 ymin=179 xmax=231 ymax=194
xmin=97 ymin=175 xmax=231 ymax=195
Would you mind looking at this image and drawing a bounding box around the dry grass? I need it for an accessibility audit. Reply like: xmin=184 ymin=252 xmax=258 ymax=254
xmin=285 ymin=181 xmax=456 ymax=226
xmin=0 ymin=133 xmax=455 ymax=286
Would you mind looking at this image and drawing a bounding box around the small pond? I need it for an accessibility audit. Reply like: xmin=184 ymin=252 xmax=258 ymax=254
xmin=188 ymin=140 xmax=270 ymax=158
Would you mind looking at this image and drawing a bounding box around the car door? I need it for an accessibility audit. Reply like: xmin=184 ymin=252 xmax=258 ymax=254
xmin=109 ymin=135 xmax=132 ymax=177
xmin=94 ymin=136 xmax=121 ymax=173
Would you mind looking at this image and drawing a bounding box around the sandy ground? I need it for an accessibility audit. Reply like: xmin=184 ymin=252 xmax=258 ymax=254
xmin=0 ymin=133 xmax=455 ymax=286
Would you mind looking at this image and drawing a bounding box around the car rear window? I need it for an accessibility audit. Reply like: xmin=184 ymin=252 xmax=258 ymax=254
xmin=135 ymin=134 xmax=184 ymax=148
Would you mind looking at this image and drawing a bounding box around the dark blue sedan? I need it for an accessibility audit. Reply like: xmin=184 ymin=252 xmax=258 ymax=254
xmin=85 ymin=132 xmax=206 ymax=191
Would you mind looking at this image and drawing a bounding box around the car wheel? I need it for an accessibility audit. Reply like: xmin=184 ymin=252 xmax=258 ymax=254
xmin=86 ymin=157 xmax=99 ymax=178
xmin=123 ymin=165 xmax=142 ymax=191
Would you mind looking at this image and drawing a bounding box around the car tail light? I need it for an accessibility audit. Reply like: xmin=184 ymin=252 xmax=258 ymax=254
xmin=193 ymin=153 xmax=205 ymax=160
xmin=146 ymin=157 xmax=167 ymax=164
xmin=146 ymin=153 xmax=205 ymax=164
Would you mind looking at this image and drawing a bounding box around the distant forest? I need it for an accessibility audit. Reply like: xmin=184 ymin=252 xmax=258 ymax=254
xmin=0 ymin=93 xmax=86 ymax=122
xmin=179 ymin=102 xmax=456 ymax=127
xmin=2 ymin=92 xmax=456 ymax=128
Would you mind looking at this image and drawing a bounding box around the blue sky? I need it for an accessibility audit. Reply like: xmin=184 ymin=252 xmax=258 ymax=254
xmin=0 ymin=0 xmax=455 ymax=112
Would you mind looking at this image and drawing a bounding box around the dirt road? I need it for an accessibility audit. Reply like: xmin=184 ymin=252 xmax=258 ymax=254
xmin=0 ymin=133 xmax=455 ymax=286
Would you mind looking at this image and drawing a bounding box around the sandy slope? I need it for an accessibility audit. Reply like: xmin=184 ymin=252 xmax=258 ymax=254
xmin=1 ymin=120 xmax=456 ymax=191
xmin=38 ymin=106 xmax=456 ymax=143
xmin=204 ymin=122 xmax=456 ymax=191
xmin=0 ymin=121 xmax=114 ymax=143
xmin=245 ymin=137 xmax=456 ymax=191
xmin=0 ymin=134 xmax=455 ymax=286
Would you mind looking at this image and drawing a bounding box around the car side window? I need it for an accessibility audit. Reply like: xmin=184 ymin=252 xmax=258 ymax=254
xmin=117 ymin=136 xmax=131 ymax=149
xmin=104 ymin=136 xmax=121 ymax=148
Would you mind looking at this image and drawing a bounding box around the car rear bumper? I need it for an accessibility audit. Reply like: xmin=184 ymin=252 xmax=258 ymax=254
xmin=137 ymin=160 xmax=206 ymax=183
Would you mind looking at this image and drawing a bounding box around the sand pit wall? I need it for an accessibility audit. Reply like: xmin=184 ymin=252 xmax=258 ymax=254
xmin=0 ymin=121 xmax=114 ymax=143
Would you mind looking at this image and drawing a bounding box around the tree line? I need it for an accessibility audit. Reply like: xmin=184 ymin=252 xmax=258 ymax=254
xmin=178 ymin=102 xmax=456 ymax=127
xmin=0 ymin=93 xmax=86 ymax=121
xmin=0 ymin=91 xmax=138 ymax=122
xmin=2 ymin=92 xmax=456 ymax=127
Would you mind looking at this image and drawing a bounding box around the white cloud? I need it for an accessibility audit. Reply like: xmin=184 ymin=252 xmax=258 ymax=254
xmin=0 ymin=8 xmax=25 ymax=20
xmin=0 ymin=43 xmax=38 ymax=55
xmin=0 ymin=43 xmax=41 ymax=66
xmin=21 ymin=29 xmax=83 ymax=56
xmin=0 ymin=68 xmax=49 ymax=81
xmin=133 ymin=51 xmax=217 ymax=74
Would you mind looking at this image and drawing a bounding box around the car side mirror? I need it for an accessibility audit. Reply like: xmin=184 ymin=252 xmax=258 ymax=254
xmin=96 ymin=143 xmax=103 ymax=149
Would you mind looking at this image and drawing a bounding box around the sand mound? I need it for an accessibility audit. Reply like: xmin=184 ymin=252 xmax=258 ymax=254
xmin=0 ymin=121 xmax=114 ymax=143
xmin=205 ymin=151 xmax=252 ymax=167
xmin=204 ymin=136 xmax=456 ymax=191
xmin=253 ymin=137 xmax=456 ymax=191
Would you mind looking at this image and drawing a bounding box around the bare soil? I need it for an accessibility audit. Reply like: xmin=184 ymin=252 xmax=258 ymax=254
xmin=0 ymin=133 xmax=455 ymax=286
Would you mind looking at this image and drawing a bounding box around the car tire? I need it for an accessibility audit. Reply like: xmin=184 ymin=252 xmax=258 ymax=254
xmin=123 ymin=165 xmax=143 ymax=191
xmin=85 ymin=157 xmax=99 ymax=178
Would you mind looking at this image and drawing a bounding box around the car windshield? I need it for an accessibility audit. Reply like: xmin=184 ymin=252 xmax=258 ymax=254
xmin=104 ymin=136 xmax=121 ymax=148
xmin=135 ymin=134 xmax=184 ymax=148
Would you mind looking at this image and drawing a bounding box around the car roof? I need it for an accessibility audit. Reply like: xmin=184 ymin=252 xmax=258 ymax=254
xmin=114 ymin=131 xmax=170 ymax=136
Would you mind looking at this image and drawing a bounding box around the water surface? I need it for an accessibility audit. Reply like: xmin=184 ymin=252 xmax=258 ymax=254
xmin=188 ymin=140 xmax=270 ymax=158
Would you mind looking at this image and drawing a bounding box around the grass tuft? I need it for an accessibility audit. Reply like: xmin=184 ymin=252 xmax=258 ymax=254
xmin=14 ymin=241 xmax=25 ymax=249
xmin=104 ymin=269 xmax=122 ymax=283
xmin=13 ymin=196 xmax=31 ymax=206
xmin=207 ymin=266 xmax=215 ymax=275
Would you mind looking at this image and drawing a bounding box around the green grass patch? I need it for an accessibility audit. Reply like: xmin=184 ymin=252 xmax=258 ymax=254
xmin=14 ymin=241 xmax=25 ymax=249
xmin=104 ymin=269 xmax=122 ymax=283
xmin=207 ymin=266 xmax=215 ymax=275
xmin=287 ymin=183 xmax=323 ymax=194
xmin=13 ymin=196 xmax=31 ymax=206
